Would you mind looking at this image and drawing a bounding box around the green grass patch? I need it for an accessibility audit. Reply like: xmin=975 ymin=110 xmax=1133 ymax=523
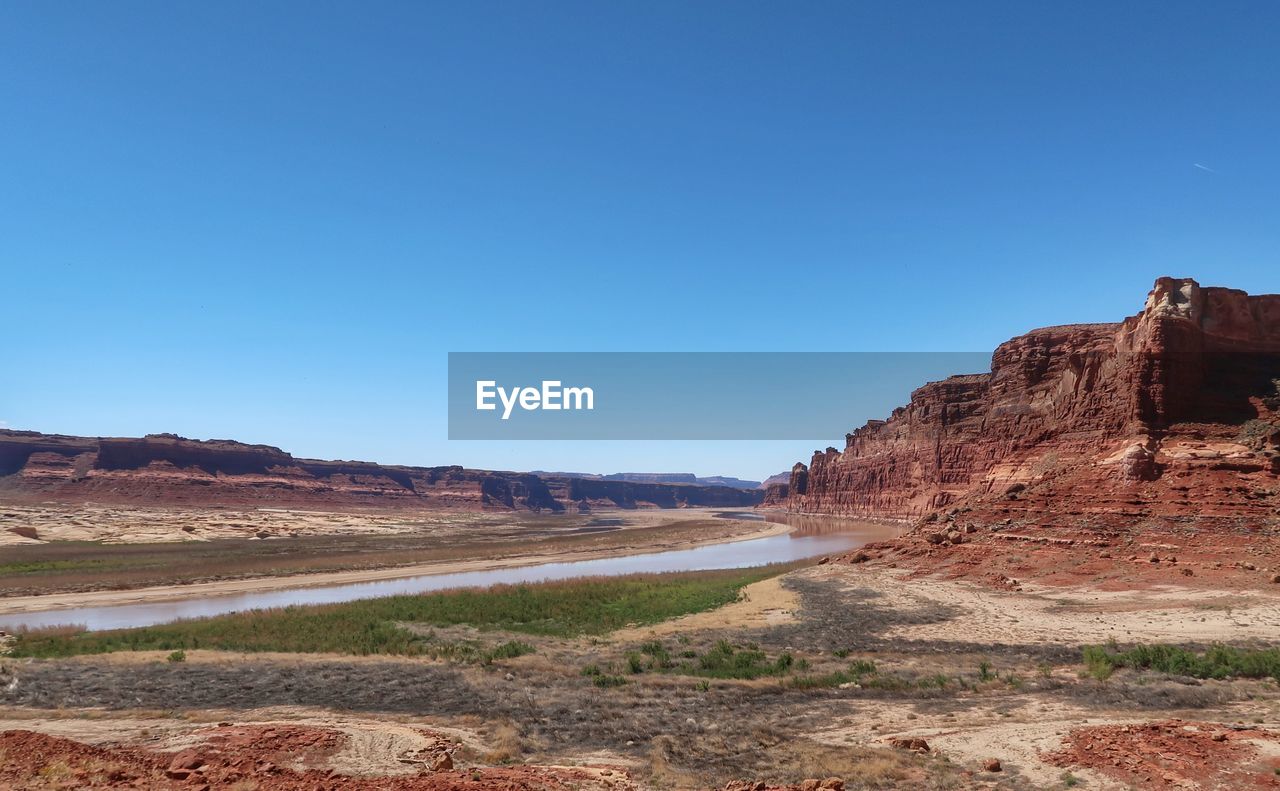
xmin=1082 ymin=642 xmax=1280 ymax=681
xmin=13 ymin=564 xmax=797 ymax=658
xmin=0 ymin=558 xmax=151 ymax=576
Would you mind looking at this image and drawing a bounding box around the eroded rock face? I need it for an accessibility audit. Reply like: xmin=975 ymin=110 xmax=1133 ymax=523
xmin=786 ymin=277 xmax=1280 ymax=528
xmin=0 ymin=431 xmax=763 ymax=512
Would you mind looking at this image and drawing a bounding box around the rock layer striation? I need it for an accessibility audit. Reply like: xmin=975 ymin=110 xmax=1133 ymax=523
xmin=785 ymin=277 xmax=1280 ymax=529
xmin=0 ymin=431 xmax=762 ymax=512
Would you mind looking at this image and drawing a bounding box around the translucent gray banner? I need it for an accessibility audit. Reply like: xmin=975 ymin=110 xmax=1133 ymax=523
xmin=448 ymin=352 xmax=990 ymax=440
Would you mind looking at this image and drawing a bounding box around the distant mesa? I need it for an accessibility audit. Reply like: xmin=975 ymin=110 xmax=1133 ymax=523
xmin=782 ymin=276 xmax=1280 ymax=530
xmin=531 ymin=471 xmax=762 ymax=489
xmin=0 ymin=431 xmax=763 ymax=513
xmin=759 ymin=471 xmax=794 ymax=506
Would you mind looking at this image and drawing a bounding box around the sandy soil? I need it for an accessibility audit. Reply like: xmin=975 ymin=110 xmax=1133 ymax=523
xmin=807 ymin=562 xmax=1280 ymax=645
xmin=791 ymin=562 xmax=1280 ymax=790
xmin=0 ymin=516 xmax=787 ymax=616
xmin=0 ymin=503 xmax=494 ymax=544
xmin=808 ymin=695 xmax=1130 ymax=788
xmin=609 ymin=576 xmax=799 ymax=642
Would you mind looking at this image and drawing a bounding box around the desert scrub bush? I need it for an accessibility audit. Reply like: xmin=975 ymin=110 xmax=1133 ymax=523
xmin=639 ymin=640 xmax=673 ymax=668
xmin=1082 ymin=642 xmax=1280 ymax=681
xmin=789 ymin=659 xmax=879 ymax=690
xmin=482 ymin=640 xmax=535 ymax=663
xmin=687 ymin=639 xmax=795 ymax=679
xmin=604 ymin=638 xmax=800 ymax=681
xmin=792 ymin=664 xmax=966 ymax=694
xmin=592 ymin=674 xmax=628 ymax=688
xmin=977 ymin=660 xmax=994 ymax=681
xmin=12 ymin=565 xmax=796 ymax=658
xmin=166 ymin=649 xmax=186 ymax=663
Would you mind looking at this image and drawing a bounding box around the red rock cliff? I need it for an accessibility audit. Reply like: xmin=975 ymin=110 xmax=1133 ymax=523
xmin=786 ymin=277 xmax=1280 ymax=529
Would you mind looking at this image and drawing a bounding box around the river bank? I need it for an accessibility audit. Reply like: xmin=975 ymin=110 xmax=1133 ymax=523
xmin=0 ymin=513 xmax=902 ymax=632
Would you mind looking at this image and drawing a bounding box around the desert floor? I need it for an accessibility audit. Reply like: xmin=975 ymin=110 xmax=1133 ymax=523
xmin=4 ymin=557 xmax=1280 ymax=790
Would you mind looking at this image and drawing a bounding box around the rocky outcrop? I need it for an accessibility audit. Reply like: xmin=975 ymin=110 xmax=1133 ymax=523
xmin=0 ymin=431 xmax=763 ymax=512
xmin=760 ymin=468 xmax=800 ymax=506
xmin=786 ymin=277 xmax=1280 ymax=529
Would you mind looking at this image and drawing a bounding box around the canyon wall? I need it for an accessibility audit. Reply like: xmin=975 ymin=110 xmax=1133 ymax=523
xmin=785 ymin=277 xmax=1280 ymax=529
xmin=0 ymin=431 xmax=763 ymax=512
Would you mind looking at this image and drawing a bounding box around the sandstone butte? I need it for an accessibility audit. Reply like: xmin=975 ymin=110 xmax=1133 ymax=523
xmin=0 ymin=431 xmax=762 ymax=512
xmin=775 ymin=276 xmax=1280 ymax=534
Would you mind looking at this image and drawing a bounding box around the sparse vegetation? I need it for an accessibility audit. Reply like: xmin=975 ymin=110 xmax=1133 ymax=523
xmin=587 ymin=638 xmax=805 ymax=681
xmin=1082 ymin=642 xmax=1280 ymax=681
xmin=405 ymin=632 xmax=536 ymax=664
xmin=592 ymin=674 xmax=628 ymax=688
xmin=686 ymin=640 xmax=796 ymax=679
xmin=12 ymin=565 xmax=796 ymax=658
xmin=789 ymin=658 xmax=879 ymax=690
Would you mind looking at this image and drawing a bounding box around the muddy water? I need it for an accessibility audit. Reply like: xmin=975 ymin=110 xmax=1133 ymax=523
xmin=0 ymin=513 xmax=900 ymax=633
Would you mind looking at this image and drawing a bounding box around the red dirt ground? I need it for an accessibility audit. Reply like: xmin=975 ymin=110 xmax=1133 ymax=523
xmin=1042 ymin=719 xmax=1280 ymax=790
xmin=0 ymin=727 xmax=635 ymax=790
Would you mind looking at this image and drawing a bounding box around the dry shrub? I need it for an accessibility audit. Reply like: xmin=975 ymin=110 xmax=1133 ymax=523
xmin=843 ymin=751 xmax=913 ymax=786
xmin=483 ymin=722 xmax=524 ymax=764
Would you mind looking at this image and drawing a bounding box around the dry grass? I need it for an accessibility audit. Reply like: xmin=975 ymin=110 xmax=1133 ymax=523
xmin=484 ymin=722 xmax=526 ymax=764
xmin=12 ymin=624 xmax=86 ymax=639
xmin=36 ymin=758 xmax=73 ymax=781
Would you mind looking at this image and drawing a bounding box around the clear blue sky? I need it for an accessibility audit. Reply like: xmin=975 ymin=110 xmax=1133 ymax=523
xmin=3 ymin=2 xmax=1279 ymax=480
